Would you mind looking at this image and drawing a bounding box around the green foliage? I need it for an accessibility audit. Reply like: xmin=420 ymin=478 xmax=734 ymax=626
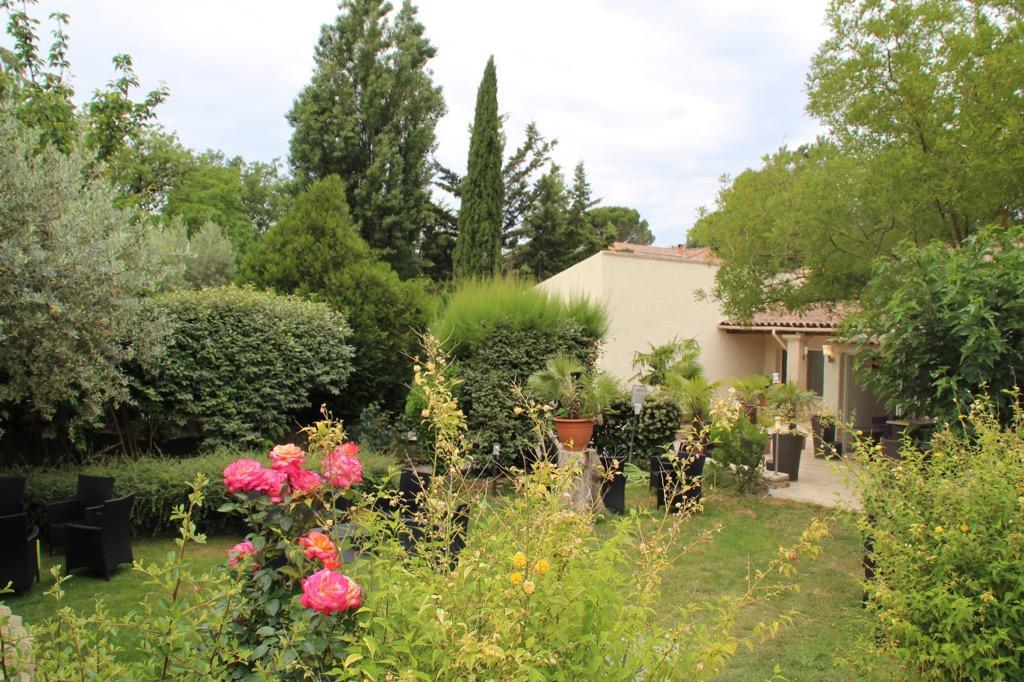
xmin=692 ymin=0 xmax=1024 ymax=319
xmin=453 ymin=56 xmax=504 ymax=278
xmin=664 ymin=375 xmax=720 ymax=432
xmin=731 ymin=374 xmax=771 ymax=405
xmin=853 ymin=398 xmax=1024 ymax=679
xmin=632 ymin=337 xmax=703 ymax=386
xmin=241 ymin=176 xmax=430 ymax=416
xmin=163 ymin=156 xmax=255 ymax=254
xmin=0 ymin=2 xmax=167 ymax=160
xmin=592 ymin=393 xmax=685 ymax=459
xmin=17 ymin=451 xmax=242 ymax=536
xmin=434 ymin=277 xmax=607 ymax=352
xmin=709 ymin=397 xmax=769 ymax=495
xmin=287 ymin=0 xmax=446 ymax=278
xmin=517 ymin=164 xmax=570 ymax=279
xmin=587 ymin=205 xmax=654 ymax=245
xmin=844 ymin=226 xmax=1024 ymax=425
xmin=131 ymin=286 xmax=354 ymax=449
xmin=767 ymin=381 xmax=819 ymax=429
xmin=526 ymin=354 xmax=622 ymax=419
xmin=0 ymin=109 xmax=172 ymax=440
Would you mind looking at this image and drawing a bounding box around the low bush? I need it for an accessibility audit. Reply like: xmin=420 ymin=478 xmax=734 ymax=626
xmin=709 ymin=395 xmax=769 ymax=494
xmin=592 ymin=393 xmax=685 ymax=460
xmin=853 ymin=398 xmax=1024 ymax=680
xmin=130 ymin=286 xmax=354 ymax=450
xmin=19 ymin=451 xmax=242 ymax=536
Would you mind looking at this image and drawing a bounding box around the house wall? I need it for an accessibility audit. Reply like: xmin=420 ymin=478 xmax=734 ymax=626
xmin=539 ymin=251 xmax=767 ymax=385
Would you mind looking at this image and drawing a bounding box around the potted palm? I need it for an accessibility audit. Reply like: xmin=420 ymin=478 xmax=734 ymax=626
xmin=664 ymin=373 xmax=719 ymax=452
xmin=527 ymin=354 xmax=622 ymax=451
xmin=766 ymin=382 xmax=818 ymax=481
xmin=731 ymin=374 xmax=771 ymax=423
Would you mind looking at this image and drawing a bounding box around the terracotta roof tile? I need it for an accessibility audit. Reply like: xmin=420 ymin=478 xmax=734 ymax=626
xmin=719 ymin=305 xmax=851 ymax=331
xmin=607 ymin=242 xmax=718 ymax=263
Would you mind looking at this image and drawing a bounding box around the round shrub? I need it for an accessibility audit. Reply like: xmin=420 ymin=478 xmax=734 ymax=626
xmin=592 ymin=393 xmax=685 ymax=460
xmin=131 ymin=286 xmax=353 ymax=450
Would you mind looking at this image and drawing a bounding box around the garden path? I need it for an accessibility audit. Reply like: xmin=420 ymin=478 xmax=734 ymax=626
xmin=768 ymin=451 xmax=862 ymax=511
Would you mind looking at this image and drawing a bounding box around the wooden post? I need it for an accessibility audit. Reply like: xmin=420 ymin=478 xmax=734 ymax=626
xmin=557 ymin=447 xmax=602 ymax=514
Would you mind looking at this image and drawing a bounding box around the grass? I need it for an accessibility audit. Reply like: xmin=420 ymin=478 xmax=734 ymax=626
xmin=613 ymin=482 xmax=870 ymax=680
xmin=5 ymin=480 xmax=869 ymax=679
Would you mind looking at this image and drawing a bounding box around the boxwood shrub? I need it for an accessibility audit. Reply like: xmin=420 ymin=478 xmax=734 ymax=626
xmin=592 ymin=393 xmax=685 ymax=461
xmin=130 ymin=286 xmax=354 ymax=450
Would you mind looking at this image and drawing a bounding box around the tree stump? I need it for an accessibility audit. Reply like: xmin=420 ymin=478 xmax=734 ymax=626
xmin=557 ymin=447 xmax=603 ymax=514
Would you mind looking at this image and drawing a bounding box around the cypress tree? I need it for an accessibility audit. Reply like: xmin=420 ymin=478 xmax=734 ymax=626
xmin=453 ymin=56 xmax=504 ymax=278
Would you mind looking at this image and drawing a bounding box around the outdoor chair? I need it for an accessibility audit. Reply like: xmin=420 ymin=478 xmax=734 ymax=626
xmin=65 ymin=493 xmax=134 ymax=579
xmin=0 ymin=475 xmax=28 ymax=516
xmin=46 ymin=474 xmax=115 ymax=552
xmin=0 ymin=512 xmax=40 ymax=592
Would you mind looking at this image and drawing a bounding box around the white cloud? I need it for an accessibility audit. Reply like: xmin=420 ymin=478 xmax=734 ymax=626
xmin=9 ymin=0 xmax=831 ymax=243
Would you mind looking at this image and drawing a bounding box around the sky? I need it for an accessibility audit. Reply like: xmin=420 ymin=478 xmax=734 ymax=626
xmin=14 ymin=1 xmax=832 ymax=245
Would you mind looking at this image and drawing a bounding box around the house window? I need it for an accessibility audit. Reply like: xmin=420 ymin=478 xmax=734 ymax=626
xmin=781 ymin=349 xmax=788 ymax=383
xmin=807 ymin=349 xmax=824 ymax=396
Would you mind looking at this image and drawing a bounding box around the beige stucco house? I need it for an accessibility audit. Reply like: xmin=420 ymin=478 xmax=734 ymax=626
xmin=538 ymin=242 xmax=885 ymax=450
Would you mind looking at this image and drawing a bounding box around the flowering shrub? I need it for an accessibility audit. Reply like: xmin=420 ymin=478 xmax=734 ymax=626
xmin=709 ymin=390 xmax=769 ymax=494
xmin=852 ymin=398 xmax=1024 ymax=680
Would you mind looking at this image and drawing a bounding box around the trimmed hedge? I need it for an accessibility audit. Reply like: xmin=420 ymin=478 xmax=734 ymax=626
xmin=130 ymin=286 xmax=354 ymax=450
xmin=592 ymin=394 xmax=685 ymax=461
xmin=18 ymin=447 xmax=400 ymax=537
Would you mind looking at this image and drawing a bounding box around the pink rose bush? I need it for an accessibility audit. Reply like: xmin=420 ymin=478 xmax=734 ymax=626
xmin=299 ymin=568 xmax=363 ymax=615
xmin=221 ymin=433 xmax=366 ymax=664
xmin=227 ymin=539 xmax=258 ymax=568
xmin=323 ymin=442 xmax=363 ymax=488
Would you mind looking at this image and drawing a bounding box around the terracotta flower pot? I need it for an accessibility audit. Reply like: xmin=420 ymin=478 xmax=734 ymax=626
xmin=553 ymin=417 xmax=595 ymax=451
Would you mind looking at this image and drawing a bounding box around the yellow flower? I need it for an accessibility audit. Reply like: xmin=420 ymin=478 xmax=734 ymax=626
xmin=513 ymin=406 xmax=523 ymax=415
xmin=534 ymin=558 xmax=550 ymax=575
xmin=522 ymin=580 xmax=535 ymax=595
xmin=426 ymin=361 xmax=436 ymax=372
xmin=413 ymin=365 xmax=421 ymax=373
xmin=510 ymin=571 xmax=524 ymax=585
xmin=421 ymin=409 xmax=430 ymax=418
xmin=961 ymin=523 xmax=969 ymax=533
xmin=511 ymin=552 xmax=527 ymax=568
xmin=934 ymin=525 xmax=944 ymax=534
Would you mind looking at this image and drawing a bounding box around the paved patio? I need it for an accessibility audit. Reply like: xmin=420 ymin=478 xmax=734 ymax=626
xmin=768 ymin=452 xmax=862 ymax=511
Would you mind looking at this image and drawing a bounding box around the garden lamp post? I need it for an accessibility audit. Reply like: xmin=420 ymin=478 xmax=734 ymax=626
xmin=628 ymin=384 xmax=647 ymax=460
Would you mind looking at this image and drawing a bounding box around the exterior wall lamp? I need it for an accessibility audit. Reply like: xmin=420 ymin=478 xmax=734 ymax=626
xmin=822 ymin=344 xmax=835 ymax=362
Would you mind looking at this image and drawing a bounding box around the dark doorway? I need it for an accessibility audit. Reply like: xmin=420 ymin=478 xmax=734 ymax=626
xmin=807 ymin=349 xmax=824 ymax=396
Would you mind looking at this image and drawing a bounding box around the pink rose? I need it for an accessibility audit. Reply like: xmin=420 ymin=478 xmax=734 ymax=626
xmin=323 ymin=443 xmax=363 ymax=489
xmin=269 ymin=443 xmax=306 ymax=472
xmin=253 ymin=467 xmax=288 ymax=503
xmin=288 ymin=468 xmax=322 ymax=495
xmin=298 ymin=530 xmax=340 ymax=569
xmin=227 ymin=539 xmax=258 ymax=568
xmin=299 ymin=568 xmax=362 ymax=615
xmin=223 ymin=459 xmax=264 ymax=494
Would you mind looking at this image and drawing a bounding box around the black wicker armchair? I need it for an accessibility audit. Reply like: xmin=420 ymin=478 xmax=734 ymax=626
xmin=65 ymin=493 xmax=135 ymax=579
xmin=0 ymin=475 xmax=27 ymax=516
xmin=46 ymin=474 xmax=115 ymax=552
xmin=0 ymin=512 xmax=40 ymax=592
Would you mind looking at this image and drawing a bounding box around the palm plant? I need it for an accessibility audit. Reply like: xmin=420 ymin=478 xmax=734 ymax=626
xmin=631 ymin=338 xmax=702 ymax=386
xmin=527 ymin=354 xmax=622 ymax=420
xmin=664 ymin=374 xmax=720 ymax=432
xmin=731 ymin=374 xmax=771 ymax=406
xmin=768 ymin=382 xmax=819 ymax=429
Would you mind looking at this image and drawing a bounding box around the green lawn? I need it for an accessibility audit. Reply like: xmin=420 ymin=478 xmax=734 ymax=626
xmin=6 ymin=482 xmax=870 ymax=679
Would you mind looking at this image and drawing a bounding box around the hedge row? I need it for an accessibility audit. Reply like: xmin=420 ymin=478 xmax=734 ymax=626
xmin=592 ymin=394 xmax=685 ymax=461
xmin=18 ymin=447 xmax=399 ymax=537
xmin=130 ymin=286 xmax=354 ymax=450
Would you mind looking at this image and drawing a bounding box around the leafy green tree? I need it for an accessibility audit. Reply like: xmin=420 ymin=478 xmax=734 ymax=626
xmin=106 ymin=127 xmax=194 ymax=213
xmin=0 ymin=111 xmax=170 ymax=442
xmin=0 ymin=2 xmax=167 ymax=161
xmin=518 ymin=164 xmax=570 ymax=280
xmin=453 ymin=57 xmax=504 ymax=278
xmin=163 ymin=156 xmax=254 ymax=254
xmin=564 ymin=161 xmax=605 ymax=258
xmin=692 ymin=0 xmax=1024 ymax=319
xmin=287 ymin=0 xmax=446 ymax=278
xmin=843 ymin=226 xmax=1024 ymax=425
xmin=587 ymin=206 xmax=654 ymax=245
xmin=232 ymin=157 xmax=292 ymax=235
xmin=241 ymin=176 xmax=430 ymax=416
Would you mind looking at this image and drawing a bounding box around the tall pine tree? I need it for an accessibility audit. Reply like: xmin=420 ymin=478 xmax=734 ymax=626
xmin=453 ymin=57 xmax=504 ymax=278
xmin=287 ymin=0 xmax=446 ymax=278
xmin=519 ymin=164 xmax=570 ymax=280
xmin=566 ymin=161 xmax=604 ymax=257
